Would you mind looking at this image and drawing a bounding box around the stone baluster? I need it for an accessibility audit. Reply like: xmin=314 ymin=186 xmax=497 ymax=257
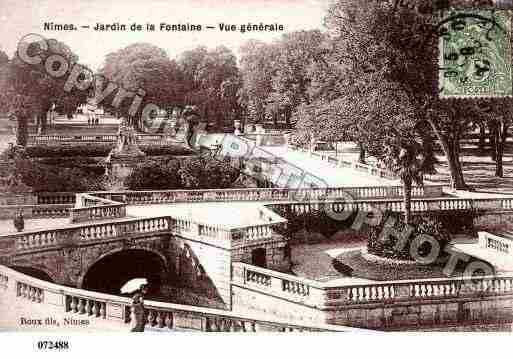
xmin=78 ymin=298 xmax=85 ymax=314
xmin=70 ymin=297 xmax=78 ymax=312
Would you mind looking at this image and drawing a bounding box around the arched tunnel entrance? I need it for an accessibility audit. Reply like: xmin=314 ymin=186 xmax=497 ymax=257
xmin=81 ymin=249 xmax=167 ymax=297
xmin=10 ymin=266 xmax=54 ymax=283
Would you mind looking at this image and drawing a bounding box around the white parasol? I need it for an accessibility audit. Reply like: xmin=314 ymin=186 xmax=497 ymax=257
xmin=120 ymin=278 xmax=148 ymax=294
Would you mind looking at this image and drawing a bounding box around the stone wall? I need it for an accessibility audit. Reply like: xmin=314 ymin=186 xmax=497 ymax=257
xmin=167 ymin=235 xmax=233 ymax=310
xmin=231 ymin=235 xmax=291 ymax=272
xmin=230 ymin=262 xmax=513 ymax=331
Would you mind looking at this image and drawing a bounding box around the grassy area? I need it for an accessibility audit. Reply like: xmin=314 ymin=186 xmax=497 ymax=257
xmin=333 ymin=249 xmax=493 ymax=281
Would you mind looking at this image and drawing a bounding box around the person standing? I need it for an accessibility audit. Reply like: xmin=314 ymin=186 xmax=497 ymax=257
xmin=130 ymin=284 xmax=148 ymax=332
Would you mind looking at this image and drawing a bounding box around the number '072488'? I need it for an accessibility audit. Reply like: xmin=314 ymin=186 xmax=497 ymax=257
xmin=37 ymin=341 xmax=69 ymax=350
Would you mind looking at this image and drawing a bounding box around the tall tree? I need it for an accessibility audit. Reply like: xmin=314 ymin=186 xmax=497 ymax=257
xmin=178 ymin=46 xmax=241 ymax=130
xmin=238 ymin=40 xmax=278 ymax=125
xmin=266 ymin=30 xmax=326 ymax=126
xmin=0 ymin=38 xmax=86 ymax=144
xmin=99 ymin=43 xmax=184 ymax=129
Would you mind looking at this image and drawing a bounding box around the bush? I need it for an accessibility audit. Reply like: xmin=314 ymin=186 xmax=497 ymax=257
xmin=26 ymin=144 xmax=112 ymax=157
xmin=37 ymin=157 xmax=106 ymax=176
xmin=124 ymin=155 xmax=240 ymax=190
xmin=271 ymin=207 xmax=359 ymax=242
xmin=367 ymin=211 xmax=451 ymax=261
xmin=124 ymin=159 xmax=181 ymax=190
xmin=14 ymin=158 xmax=106 ymax=192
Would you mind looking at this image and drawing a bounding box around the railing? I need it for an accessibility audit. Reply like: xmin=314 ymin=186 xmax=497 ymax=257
xmin=272 ymin=196 xmax=513 ymax=214
xmin=0 ymin=204 xmax=71 ymax=219
xmin=287 ymin=144 xmax=398 ymax=180
xmin=232 ymin=263 xmax=324 ymax=307
xmin=36 ymin=192 xmax=76 ymax=205
xmin=70 ymin=193 xmax=127 ymax=223
xmin=0 ymin=214 xmax=239 ymax=254
xmin=479 ymin=232 xmax=512 ymax=255
xmin=28 ymin=134 xmax=181 ymax=145
xmin=0 ymin=265 xmax=356 ymax=332
xmin=28 ymin=134 xmax=117 ymax=143
xmin=232 ymin=262 xmax=513 ymax=309
xmin=88 ymin=185 xmax=444 ymax=207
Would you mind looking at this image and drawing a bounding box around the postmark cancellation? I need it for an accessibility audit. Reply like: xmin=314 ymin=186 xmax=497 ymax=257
xmin=439 ymin=9 xmax=512 ymax=98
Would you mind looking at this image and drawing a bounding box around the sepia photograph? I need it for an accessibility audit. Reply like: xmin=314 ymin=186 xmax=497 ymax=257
xmin=1 ymin=1 xmax=513 ymax=349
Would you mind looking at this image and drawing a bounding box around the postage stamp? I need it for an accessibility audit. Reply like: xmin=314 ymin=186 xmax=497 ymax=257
xmin=439 ymin=9 xmax=512 ymax=98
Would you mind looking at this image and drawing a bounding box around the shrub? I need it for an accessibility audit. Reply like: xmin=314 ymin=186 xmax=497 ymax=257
xmin=272 ymin=206 xmax=359 ymax=243
xmin=26 ymin=144 xmax=112 ymax=157
xmin=124 ymin=159 xmax=181 ymax=190
xmin=367 ymin=211 xmax=451 ymax=261
xmin=14 ymin=158 xmax=106 ymax=192
xmin=124 ymin=155 xmax=241 ymax=190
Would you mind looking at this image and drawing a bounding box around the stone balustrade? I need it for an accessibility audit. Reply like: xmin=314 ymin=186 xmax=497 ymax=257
xmin=273 ymin=196 xmax=513 ymax=215
xmin=0 ymin=265 xmax=355 ymax=332
xmin=89 ymin=185 xmax=444 ymax=208
xmin=28 ymin=134 xmax=117 ymax=143
xmin=17 ymin=281 xmax=44 ymax=302
xmin=233 ymin=263 xmax=324 ymax=307
xmin=70 ymin=204 xmax=127 ymax=223
xmin=0 ymin=204 xmax=71 ymax=219
xmin=70 ymin=193 xmax=127 ymax=223
xmin=28 ymin=134 xmax=177 ymax=145
xmin=287 ymin=144 xmax=398 ymax=180
xmin=0 ymin=193 xmax=76 ymax=218
xmin=325 ymin=276 xmax=513 ymax=306
xmin=0 ymin=215 xmax=238 ymax=254
xmin=66 ymin=294 xmax=107 ymax=318
xmin=479 ymin=231 xmax=512 ymax=255
xmin=237 ymin=225 xmax=274 ymax=241
xmin=245 ymin=268 xmax=272 ymax=287
xmin=232 ymin=262 xmax=513 ymax=309
xmin=36 ymin=192 xmax=76 ymax=205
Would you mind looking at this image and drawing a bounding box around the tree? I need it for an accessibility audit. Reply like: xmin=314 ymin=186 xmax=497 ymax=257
xmin=321 ymin=0 xmax=496 ymax=190
xmin=178 ymin=46 xmax=241 ymax=130
xmin=238 ymin=40 xmax=278 ymax=125
xmin=0 ymin=38 xmax=86 ymax=145
xmin=266 ymin=30 xmax=326 ymax=126
xmin=99 ymin=43 xmax=185 ymax=130
xmin=481 ymin=98 xmax=513 ymax=177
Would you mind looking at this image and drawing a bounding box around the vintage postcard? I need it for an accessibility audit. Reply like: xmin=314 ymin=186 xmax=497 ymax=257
xmin=1 ymin=1 xmax=513 ymax=351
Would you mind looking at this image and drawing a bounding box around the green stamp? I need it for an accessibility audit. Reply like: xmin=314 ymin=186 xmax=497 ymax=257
xmin=439 ymin=10 xmax=512 ymax=98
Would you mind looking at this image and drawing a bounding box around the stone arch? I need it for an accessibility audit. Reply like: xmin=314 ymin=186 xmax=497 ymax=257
xmin=78 ymin=248 xmax=169 ymax=296
xmin=9 ymin=265 xmax=56 ymax=283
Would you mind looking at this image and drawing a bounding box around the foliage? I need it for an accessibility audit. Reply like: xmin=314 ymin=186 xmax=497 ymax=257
xmin=0 ymin=38 xmax=88 ymax=144
xmin=367 ymin=211 xmax=451 ymax=261
xmin=99 ymin=43 xmax=185 ymax=124
xmin=124 ymin=155 xmax=240 ymax=190
xmin=272 ymin=206 xmax=359 ymax=242
xmin=26 ymin=144 xmax=112 ymax=157
xmin=238 ymin=30 xmax=325 ymax=127
xmin=178 ymin=46 xmax=242 ymax=130
xmin=124 ymin=159 xmax=181 ymax=190
xmin=13 ymin=158 xmax=105 ymax=192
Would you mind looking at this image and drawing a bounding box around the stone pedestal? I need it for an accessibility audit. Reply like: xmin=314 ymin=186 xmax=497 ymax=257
xmin=104 ymin=122 xmax=146 ymax=181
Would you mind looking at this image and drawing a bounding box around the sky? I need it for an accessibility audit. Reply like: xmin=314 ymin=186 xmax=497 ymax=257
xmin=0 ymin=0 xmax=330 ymax=70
